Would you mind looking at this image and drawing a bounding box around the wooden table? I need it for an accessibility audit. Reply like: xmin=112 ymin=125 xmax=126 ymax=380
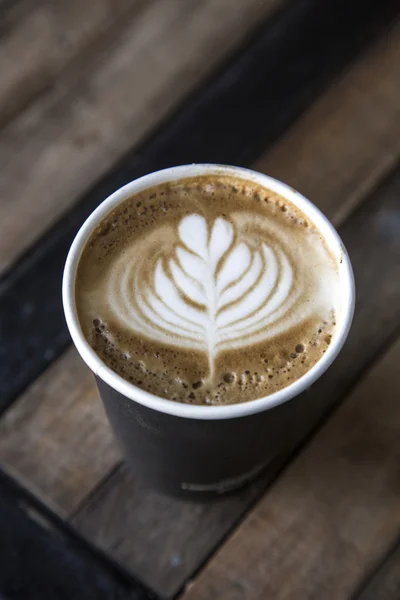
xmin=1 ymin=1 xmax=400 ymax=598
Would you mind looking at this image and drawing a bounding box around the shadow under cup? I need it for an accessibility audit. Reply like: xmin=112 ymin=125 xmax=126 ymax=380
xmin=62 ymin=164 xmax=355 ymax=498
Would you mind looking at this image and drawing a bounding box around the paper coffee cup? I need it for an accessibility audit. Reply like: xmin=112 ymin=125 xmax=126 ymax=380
xmin=63 ymin=164 xmax=355 ymax=497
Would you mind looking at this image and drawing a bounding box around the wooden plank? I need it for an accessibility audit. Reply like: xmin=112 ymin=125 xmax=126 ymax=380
xmin=72 ymin=462 xmax=281 ymax=595
xmin=0 ymin=472 xmax=153 ymax=600
xmin=0 ymin=348 xmax=119 ymax=517
xmin=255 ymin=18 xmax=400 ymax=225
xmin=354 ymin=540 xmax=400 ymax=600
xmin=1 ymin=0 xmax=398 ymax=413
xmin=0 ymin=7 xmax=397 ymax=512
xmin=0 ymin=0 xmax=281 ymax=274
xmin=0 ymin=0 xmax=145 ymax=130
xmin=1 ymin=27 xmax=400 ymax=596
xmin=71 ymin=164 xmax=400 ymax=597
xmin=179 ymin=335 xmax=400 ymax=600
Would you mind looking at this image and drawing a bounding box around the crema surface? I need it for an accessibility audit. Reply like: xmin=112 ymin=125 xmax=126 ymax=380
xmin=76 ymin=175 xmax=339 ymax=405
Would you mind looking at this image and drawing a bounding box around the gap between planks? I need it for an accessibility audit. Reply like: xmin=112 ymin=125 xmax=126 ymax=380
xmin=254 ymin=17 xmax=400 ymax=225
xmin=0 ymin=471 xmax=153 ymax=599
xmin=1 ymin=19 xmax=400 ymax=598
xmin=352 ymin=538 xmax=400 ymax=600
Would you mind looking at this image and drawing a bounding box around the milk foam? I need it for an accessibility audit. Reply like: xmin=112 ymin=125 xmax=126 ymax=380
xmin=76 ymin=175 xmax=340 ymax=405
xmin=105 ymin=211 xmax=339 ymax=380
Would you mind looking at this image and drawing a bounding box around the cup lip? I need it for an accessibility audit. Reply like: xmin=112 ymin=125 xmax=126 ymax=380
xmin=63 ymin=163 xmax=355 ymax=420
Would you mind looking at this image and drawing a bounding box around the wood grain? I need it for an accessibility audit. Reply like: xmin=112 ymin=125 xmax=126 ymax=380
xmin=0 ymin=0 xmax=145 ymax=130
xmin=255 ymin=18 xmax=400 ymax=225
xmin=0 ymin=23 xmax=396 ymax=510
xmin=0 ymin=0 xmax=281 ymax=274
xmin=1 ymin=28 xmax=400 ymax=596
xmin=72 ymin=463 xmax=281 ymax=596
xmin=71 ymin=163 xmax=400 ymax=597
xmin=0 ymin=348 xmax=119 ymax=517
xmin=3 ymin=0 xmax=394 ymax=414
xmin=354 ymin=540 xmax=400 ymax=600
xmin=180 ymin=335 xmax=400 ymax=600
xmin=0 ymin=472 xmax=152 ymax=600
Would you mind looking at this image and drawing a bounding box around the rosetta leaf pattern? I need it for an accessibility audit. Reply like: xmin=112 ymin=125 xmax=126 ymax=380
xmin=145 ymin=214 xmax=292 ymax=376
xmin=108 ymin=213 xmax=300 ymax=379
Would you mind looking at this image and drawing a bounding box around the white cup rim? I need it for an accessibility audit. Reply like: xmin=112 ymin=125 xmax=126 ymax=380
xmin=62 ymin=164 xmax=355 ymax=420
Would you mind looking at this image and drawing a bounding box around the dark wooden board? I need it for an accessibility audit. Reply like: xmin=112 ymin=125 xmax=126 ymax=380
xmin=1 ymin=3 xmax=400 ymax=599
xmin=294 ymin=164 xmax=400 ymax=432
xmin=179 ymin=330 xmax=400 ymax=600
xmin=2 ymin=26 xmax=400 ymax=595
xmin=0 ymin=471 xmax=154 ymax=600
xmin=1 ymin=0 xmax=398 ymax=414
xmin=73 ymin=463 xmax=281 ymax=598
xmin=256 ymin=18 xmax=400 ymax=225
xmin=2 ymin=16 xmax=399 ymax=515
xmin=353 ymin=540 xmax=400 ymax=600
xmin=0 ymin=349 xmax=119 ymax=517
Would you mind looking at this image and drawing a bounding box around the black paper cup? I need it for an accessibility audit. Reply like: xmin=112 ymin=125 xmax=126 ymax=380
xmin=63 ymin=164 xmax=355 ymax=497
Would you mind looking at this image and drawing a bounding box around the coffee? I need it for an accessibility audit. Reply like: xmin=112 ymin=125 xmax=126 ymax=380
xmin=76 ymin=175 xmax=340 ymax=405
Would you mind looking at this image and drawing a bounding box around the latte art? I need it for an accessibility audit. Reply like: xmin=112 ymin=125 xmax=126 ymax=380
xmin=107 ymin=213 xmax=307 ymax=378
xmin=76 ymin=174 xmax=340 ymax=405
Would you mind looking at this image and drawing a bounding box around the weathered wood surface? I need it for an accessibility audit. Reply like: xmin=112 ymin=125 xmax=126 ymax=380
xmin=0 ymin=348 xmax=118 ymax=517
xmin=0 ymin=471 xmax=153 ymax=600
xmin=2 ymin=17 xmax=398 ymax=515
xmin=3 ymin=0 xmax=394 ymax=415
xmin=1 ymin=27 xmax=400 ymax=595
xmin=0 ymin=0 xmax=280 ymax=273
xmin=354 ymin=540 xmax=400 ymax=600
xmin=1 ymin=2 xmax=400 ymax=599
xmin=180 ymin=335 xmax=400 ymax=600
xmin=73 ymin=463 xmax=279 ymax=597
xmin=71 ymin=163 xmax=400 ymax=597
xmin=255 ymin=18 xmax=400 ymax=225
xmin=0 ymin=0 xmax=145 ymax=130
